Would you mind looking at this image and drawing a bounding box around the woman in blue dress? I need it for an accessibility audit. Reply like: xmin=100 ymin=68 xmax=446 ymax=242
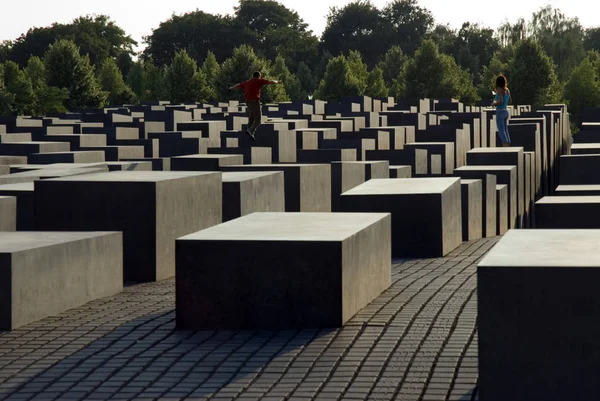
xmin=492 ymin=74 xmax=511 ymax=147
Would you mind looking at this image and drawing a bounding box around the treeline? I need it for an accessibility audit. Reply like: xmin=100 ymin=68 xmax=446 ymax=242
xmin=2 ymin=0 xmax=600 ymax=121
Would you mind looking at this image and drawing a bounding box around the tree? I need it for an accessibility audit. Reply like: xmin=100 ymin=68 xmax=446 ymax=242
xmin=165 ymin=49 xmax=212 ymax=103
xmin=478 ymin=49 xmax=512 ymax=101
xmin=509 ymin=38 xmax=562 ymax=108
xmin=117 ymin=52 xmax=133 ymax=80
xmin=314 ymin=54 xmax=365 ymax=101
xmin=365 ymin=66 xmax=388 ymax=98
xmin=584 ymin=27 xmax=600 ymax=52
xmin=25 ymin=56 xmax=69 ymax=115
xmin=271 ymin=56 xmax=299 ymax=100
xmin=217 ymin=45 xmax=287 ymax=102
xmin=321 ymin=1 xmax=386 ymax=67
xmin=347 ymin=50 xmax=368 ymax=94
xmin=497 ymin=18 xmax=528 ymax=48
xmin=453 ymin=22 xmax=499 ymax=84
xmin=529 ymin=6 xmax=585 ymax=81
xmin=143 ymin=10 xmax=250 ymax=67
xmin=564 ymin=56 xmax=600 ymax=121
xmin=98 ymin=57 xmax=137 ymax=105
xmin=201 ymin=51 xmax=221 ymax=101
xmin=44 ymin=39 xmax=107 ymax=110
xmin=296 ymin=61 xmax=317 ymax=98
xmin=143 ymin=60 xmax=168 ymax=101
xmin=0 ymin=63 xmax=16 ymax=115
xmin=428 ymin=24 xmax=457 ymax=55
xmin=7 ymin=15 xmax=136 ymax=68
xmin=400 ymin=39 xmax=478 ymax=103
xmin=378 ymin=45 xmax=406 ymax=85
xmin=2 ymin=61 xmax=34 ymax=114
xmin=381 ymin=0 xmax=435 ymax=55
xmin=0 ymin=41 xmax=11 ymax=63
xmin=233 ymin=0 xmax=319 ymax=70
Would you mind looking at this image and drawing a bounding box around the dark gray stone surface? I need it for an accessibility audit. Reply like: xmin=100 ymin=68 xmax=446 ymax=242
xmin=34 ymin=171 xmax=222 ymax=282
xmin=0 ymin=195 xmax=16 ymax=231
xmin=340 ymin=178 xmax=462 ymax=257
xmin=496 ymin=184 xmax=508 ymax=235
xmin=221 ymin=164 xmax=331 ymax=212
xmin=559 ymin=154 xmax=600 ymax=185
xmin=0 ymin=231 xmax=123 ymax=330
xmin=0 ymin=183 xmax=33 ymax=230
xmin=176 ymin=212 xmax=391 ymax=329
xmin=478 ymin=230 xmax=600 ymax=401
xmin=221 ymin=171 xmax=285 ymax=222
xmin=535 ymin=196 xmax=600 ymax=228
xmin=331 ymin=162 xmax=366 ymax=211
xmin=171 ymin=154 xmax=244 ymax=172
xmin=389 ymin=165 xmax=412 ymax=178
xmin=453 ymin=169 xmax=497 ymax=238
xmin=461 ymin=179 xmax=483 ymax=241
xmin=28 ymin=150 xmax=105 ymax=164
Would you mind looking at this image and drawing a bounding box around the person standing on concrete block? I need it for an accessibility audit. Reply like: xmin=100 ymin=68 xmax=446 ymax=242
xmin=492 ymin=74 xmax=512 ymax=147
xmin=229 ymin=72 xmax=281 ymax=141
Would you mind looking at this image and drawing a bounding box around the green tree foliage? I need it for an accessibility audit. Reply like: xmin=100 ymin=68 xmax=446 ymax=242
xmin=400 ymin=39 xmax=477 ymax=103
xmin=584 ymin=27 xmax=600 ymax=52
xmin=296 ymin=61 xmax=317 ymax=98
xmin=365 ymin=66 xmax=388 ymax=98
xmin=217 ymin=45 xmax=288 ymax=103
xmin=428 ymin=24 xmax=456 ymax=55
xmin=0 ymin=64 xmax=16 ymax=115
xmin=98 ymin=58 xmax=137 ymax=105
xmin=564 ymin=56 xmax=600 ymax=121
xmin=44 ymin=39 xmax=107 ymax=110
xmin=314 ymin=55 xmax=365 ymax=101
xmin=270 ymin=56 xmax=301 ymax=100
xmin=346 ymin=50 xmax=368 ymax=94
xmin=508 ymin=39 xmax=562 ymax=108
xmin=234 ymin=0 xmax=319 ymax=70
xmin=381 ymin=0 xmax=434 ymax=55
xmin=321 ymin=1 xmax=386 ymax=68
xmin=6 ymin=15 xmax=136 ymax=68
xmin=378 ymin=46 xmax=406 ymax=85
xmin=453 ymin=22 xmax=499 ymax=84
xmin=25 ymin=56 xmax=69 ymax=115
xmin=2 ymin=61 xmax=34 ymax=114
xmin=165 ymin=50 xmax=212 ymax=103
xmin=116 ymin=52 xmax=134 ymax=80
xmin=201 ymin=51 xmax=221 ymax=101
xmin=478 ymin=49 xmax=512 ymax=101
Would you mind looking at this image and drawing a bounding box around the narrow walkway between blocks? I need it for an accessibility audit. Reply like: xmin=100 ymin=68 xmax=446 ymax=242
xmin=0 ymin=238 xmax=499 ymax=401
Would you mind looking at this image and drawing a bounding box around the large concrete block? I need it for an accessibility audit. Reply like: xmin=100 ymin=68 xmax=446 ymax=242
xmin=222 ymin=172 xmax=285 ymax=222
xmin=221 ymin=164 xmax=331 ymax=212
xmin=34 ymin=171 xmax=222 ymax=282
xmin=389 ymin=165 xmax=412 ymax=178
xmin=405 ymin=142 xmax=455 ymax=174
xmin=496 ymin=184 xmax=508 ymax=235
xmin=453 ymin=170 xmax=497 ymax=238
xmin=0 ymin=231 xmax=123 ymax=330
xmin=171 ymin=154 xmax=244 ymax=172
xmin=331 ymin=162 xmax=366 ymax=212
xmin=555 ymin=185 xmax=600 ymax=196
xmin=340 ymin=178 xmax=462 ymax=257
xmin=0 ymin=183 xmax=32 ymax=230
xmin=455 ymin=165 xmax=516 ymax=229
xmin=478 ymin=229 xmax=600 ymax=401
xmin=559 ymin=154 xmax=600 ymax=185
xmin=460 ymin=179 xmax=483 ymax=241
xmin=0 ymin=196 xmax=16 ymax=231
xmin=176 ymin=212 xmax=391 ymax=330
xmin=466 ymin=147 xmax=525 ymax=228
xmin=28 ymin=151 xmax=105 ymax=164
xmin=535 ymin=196 xmax=600 ymax=228
xmin=351 ymin=160 xmax=389 ymax=180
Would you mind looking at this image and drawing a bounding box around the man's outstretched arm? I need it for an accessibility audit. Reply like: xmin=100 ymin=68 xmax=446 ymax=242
xmin=228 ymin=83 xmax=241 ymax=90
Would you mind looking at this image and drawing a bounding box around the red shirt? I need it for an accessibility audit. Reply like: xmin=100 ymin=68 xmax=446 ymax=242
xmin=239 ymin=78 xmax=270 ymax=101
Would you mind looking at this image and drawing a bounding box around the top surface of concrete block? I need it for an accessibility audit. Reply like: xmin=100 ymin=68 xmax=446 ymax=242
xmin=227 ymin=163 xmax=324 ymax=168
xmin=43 ymin=171 xmax=218 ymax=183
xmin=175 ymin=154 xmax=238 ymax=159
xmin=556 ymin=185 xmax=600 ymax=191
xmin=455 ymin=165 xmax=516 ymax=172
xmin=0 ymin=183 xmax=34 ymax=191
xmin=222 ymin=171 xmax=281 ymax=183
xmin=467 ymin=147 xmax=525 ymax=154
xmin=0 ymin=231 xmax=118 ymax=253
xmin=179 ymin=212 xmax=389 ymax=242
xmin=479 ymin=229 xmax=600 ymax=268
xmin=536 ymin=196 xmax=600 ymax=204
xmin=343 ymin=177 xmax=460 ymax=195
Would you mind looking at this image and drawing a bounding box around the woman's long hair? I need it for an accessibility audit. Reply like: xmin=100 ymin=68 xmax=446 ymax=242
xmin=495 ymin=74 xmax=508 ymax=90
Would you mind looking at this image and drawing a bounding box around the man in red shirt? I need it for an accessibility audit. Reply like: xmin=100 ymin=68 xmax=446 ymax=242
xmin=229 ymin=71 xmax=280 ymax=140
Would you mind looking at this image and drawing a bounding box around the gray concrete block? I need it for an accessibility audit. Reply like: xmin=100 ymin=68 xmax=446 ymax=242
xmin=478 ymin=229 xmax=600 ymax=401
xmin=555 ymin=185 xmax=600 ymax=196
xmin=559 ymin=154 xmax=600 ymax=185
xmin=0 ymin=196 xmax=16 ymax=231
xmin=466 ymin=147 xmax=525 ymax=228
xmin=176 ymin=212 xmax=391 ymax=330
xmin=221 ymin=164 xmax=331 ymax=212
xmin=331 ymin=162 xmax=366 ymax=212
xmin=453 ymin=169 xmax=497 ymax=238
xmin=222 ymin=171 xmax=285 ymax=222
xmin=0 ymin=183 xmax=33 ymax=230
xmin=405 ymin=142 xmax=455 ymax=174
xmin=27 ymin=151 xmax=106 ymax=164
xmin=496 ymin=184 xmax=508 ymax=235
xmin=171 ymin=154 xmax=244 ymax=172
xmin=460 ymin=179 xmax=482 ymax=241
xmin=535 ymin=196 xmax=600 ymax=228
xmin=34 ymin=171 xmax=222 ymax=282
xmin=389 ymin=165 xmax=412 ymax=178
xmin=0 ymin=231 xmax=123 ymax=330
xmin=340 ymin=178 xmax=462 ymax=257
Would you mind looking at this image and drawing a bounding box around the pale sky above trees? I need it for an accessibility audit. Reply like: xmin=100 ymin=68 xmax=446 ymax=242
xmin=1 ymin=0 xmax=594 ymax=52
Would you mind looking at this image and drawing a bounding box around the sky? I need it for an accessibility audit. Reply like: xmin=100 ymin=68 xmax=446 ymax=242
xmin=1 ymin=0 xmax=596 ymax=53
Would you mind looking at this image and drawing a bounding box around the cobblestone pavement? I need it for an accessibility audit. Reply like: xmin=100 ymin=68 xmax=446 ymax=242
xmin=0 ymin=238 xmax=499 ymax=401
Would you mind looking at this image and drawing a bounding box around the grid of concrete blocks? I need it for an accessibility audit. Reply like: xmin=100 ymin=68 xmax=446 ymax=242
xmin=0 ymin=96 xmax=573 ymax=400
